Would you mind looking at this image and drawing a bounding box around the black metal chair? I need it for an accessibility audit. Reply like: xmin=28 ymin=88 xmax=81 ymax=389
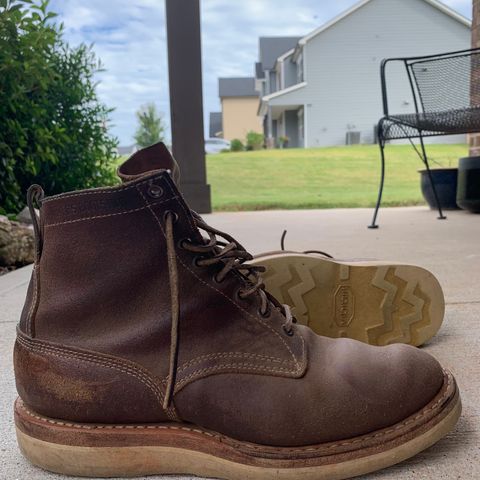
xmin=369 ymin=47 xmax=480 ymax=228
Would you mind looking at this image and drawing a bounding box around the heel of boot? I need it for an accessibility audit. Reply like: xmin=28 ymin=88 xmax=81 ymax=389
xmin=14 ymin=397 xmax=166 ymax=477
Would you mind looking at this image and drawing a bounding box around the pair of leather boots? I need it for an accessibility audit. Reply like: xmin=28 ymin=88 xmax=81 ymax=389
xmin=14 ymin=143 xmax=461 ymax=479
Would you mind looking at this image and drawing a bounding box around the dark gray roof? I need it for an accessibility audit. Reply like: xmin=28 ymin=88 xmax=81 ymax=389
xmin=258 ymin=36 xmax=301 ymax=71
xmin=218 ymin=77 xmax=258 ymax=98
xmin=209 ymin=112 xmax=223 ymax=137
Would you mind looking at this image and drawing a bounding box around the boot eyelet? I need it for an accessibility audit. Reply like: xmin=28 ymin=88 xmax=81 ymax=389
xmin=235 ymin=289 xmax=246 ymax=301
xmin=213 ymin=273 xmax=224 ymax=284
xmin=258 ymin=308 xmax=271 ymax=318
xmin=178 ymin=238 xmax=191 ymax=250
xmin=283 ymin=325 xmax=294 ymax=337
xmin=147 ymin=184 xmax=164 ymax=199
xmin=163 ymin=211 xmax=179 ymax=223
xmin=193 ymin=256 xmax=204 ymax=267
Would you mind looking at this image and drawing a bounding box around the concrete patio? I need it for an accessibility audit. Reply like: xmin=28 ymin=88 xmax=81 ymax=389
xmin=1 ymin=206 xmax=479 ymax=479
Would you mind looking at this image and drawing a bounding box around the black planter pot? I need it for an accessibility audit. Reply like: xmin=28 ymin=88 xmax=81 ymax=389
xmin=419 ymin=168 xmax=459 ymax=210
xmin=457 ymin=156 xmax=480 ymax=213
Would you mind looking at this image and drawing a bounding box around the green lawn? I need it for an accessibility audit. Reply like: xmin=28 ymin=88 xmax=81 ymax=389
xmin=206 ymin=144 xmax=468 ymax=211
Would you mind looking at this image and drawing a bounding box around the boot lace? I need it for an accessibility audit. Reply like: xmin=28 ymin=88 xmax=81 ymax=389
xmin=280 ymin=230 xmax=333 ymax=258
xmin=163 ymin=212 xmax=295 ymax=410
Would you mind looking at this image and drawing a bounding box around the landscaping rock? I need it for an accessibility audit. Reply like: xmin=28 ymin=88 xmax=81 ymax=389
xmin=16 ymin=206 xmax=38 ymax=225
xmin=0 ymin=215 xmax=35 ymax=267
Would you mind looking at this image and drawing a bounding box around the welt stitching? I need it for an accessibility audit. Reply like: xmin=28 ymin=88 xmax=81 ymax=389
xmin=20 ymin=401 xmax=219 ymax=437
xmin=177 ymin=352 xmax=291 ymax=374
xmin=19 ymin=370 xmax=453 ymax=452
xmin=160 ymin=180 xmax=301 ymax=372
xmin=17 ymin=337 xmax=165 ymax=404
xmin=41 ymin=178 xmax=156 ymax=203
xmin=324 ymin=372 xmax=453 ymax=449
xmin=44 ymin=197 xmax=177 ymax=227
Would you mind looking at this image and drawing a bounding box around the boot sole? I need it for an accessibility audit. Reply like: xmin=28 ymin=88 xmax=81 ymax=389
xmin=15 ymin=370 xmax=460 ymax=479
xmin=251 ymin=254 xmax=445 ymax=346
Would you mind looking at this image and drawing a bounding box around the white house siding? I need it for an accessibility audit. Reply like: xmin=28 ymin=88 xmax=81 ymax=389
xmin=302 ymin=0 xmax=470 ymax=147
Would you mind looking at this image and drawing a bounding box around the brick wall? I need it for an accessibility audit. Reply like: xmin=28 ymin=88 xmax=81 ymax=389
xmin=471 ymin=0 xmax=480 ymax=155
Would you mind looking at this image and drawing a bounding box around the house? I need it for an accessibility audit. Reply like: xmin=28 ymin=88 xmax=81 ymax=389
xmin=209 ymin=112 xmax=223 ymax=138
xmin=257 ymin=0 xmax=471 ymax=147
xmin=218 ymin=77 xmax=263 ymax=141
xmin=255 ymin=36 xmax=302 ymax=97
xmin=117 ymin=145 xmax=138 ymax=156
xmin=255 ymin=36 xmax=301 ymax=146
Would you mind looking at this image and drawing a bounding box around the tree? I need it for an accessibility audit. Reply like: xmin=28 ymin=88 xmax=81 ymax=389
xmin=134 ymin=103 xmax=166 ymax=148
xmin=0 ymin=0 xmax=118 ymax=214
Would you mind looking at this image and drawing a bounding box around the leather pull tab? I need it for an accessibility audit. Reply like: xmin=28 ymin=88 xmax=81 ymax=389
xmin=117 ymin=142 xmax=181 ymax=185
xmin=26 ymin=184 xmax=45 ymax=263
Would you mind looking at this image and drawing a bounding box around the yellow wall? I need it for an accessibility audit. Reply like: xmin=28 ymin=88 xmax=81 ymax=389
xmin=221 ymin=96 xmax=263 ymax=141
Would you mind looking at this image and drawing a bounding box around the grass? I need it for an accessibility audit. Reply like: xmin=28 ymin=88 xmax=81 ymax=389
xmin=206 ymin=144 xmax=468 ymax=211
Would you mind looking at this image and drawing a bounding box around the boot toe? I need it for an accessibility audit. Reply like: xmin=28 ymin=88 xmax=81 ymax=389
xmin=176 ymin=333 xmax=446 ymax=447
xmin=310 ymin=336 xmax=446 ymax=442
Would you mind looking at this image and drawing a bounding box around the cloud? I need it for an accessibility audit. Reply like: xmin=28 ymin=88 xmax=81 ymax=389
xmin=49 ymin=0 xmax=472 ymax=145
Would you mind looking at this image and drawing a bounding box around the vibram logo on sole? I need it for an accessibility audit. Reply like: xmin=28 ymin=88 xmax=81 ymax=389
xmin=334 ymin=285 xmax=355 ymax=327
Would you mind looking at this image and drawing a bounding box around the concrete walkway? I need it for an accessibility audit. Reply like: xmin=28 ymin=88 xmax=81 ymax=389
xmin=1 ymin=206 xmax=479 ymax=479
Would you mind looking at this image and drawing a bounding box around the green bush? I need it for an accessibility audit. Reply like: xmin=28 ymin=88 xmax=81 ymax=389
xmin=230 ymin=139 xmax=244 ymax=152
xmin=246 ymin=131 xmax=264 ymax=151
xmin=278 ymin=135 xmax=290 ymax=148
xmin=0 ymin=0 xmax=118 ymax=214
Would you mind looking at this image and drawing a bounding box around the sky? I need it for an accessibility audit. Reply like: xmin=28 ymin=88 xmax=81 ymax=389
xmin=49 ymin=0 xmax=473 ymax=146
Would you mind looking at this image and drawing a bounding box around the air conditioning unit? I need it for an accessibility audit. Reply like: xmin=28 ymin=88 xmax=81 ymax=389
xmin=346 ymin=131 xmax=361 ymax=145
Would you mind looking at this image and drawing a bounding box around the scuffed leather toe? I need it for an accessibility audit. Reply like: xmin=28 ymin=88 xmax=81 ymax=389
xmin=176 ymin=326 xmax=445 ymax=447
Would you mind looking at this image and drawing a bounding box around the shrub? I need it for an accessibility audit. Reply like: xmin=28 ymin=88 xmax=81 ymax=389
xmin=0 ymin=0 xmax=118 ymax=214
xmin=278 ymin=135 xmax=290 ymax=148
xmin=246 ymin=131 xmax=264 ymax=151
xmin=230 ymin=139 xmax=244 ymax=152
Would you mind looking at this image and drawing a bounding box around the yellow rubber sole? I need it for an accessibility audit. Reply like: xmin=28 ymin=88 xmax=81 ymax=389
xmin=252 ymin=254 xmax=445 ymax=346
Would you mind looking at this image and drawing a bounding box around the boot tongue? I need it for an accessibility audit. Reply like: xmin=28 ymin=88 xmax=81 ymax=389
xmin=117 ymin=142 xmax=180 ymax=184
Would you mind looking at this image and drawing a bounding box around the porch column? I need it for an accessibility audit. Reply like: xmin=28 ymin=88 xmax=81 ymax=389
xmin=470 ymin=0 xmax=480 ymax=155
xmin=165 ymin=0 xmax=211 ymax=213
xmin=266 ymin=105 xmax=274 ymax=148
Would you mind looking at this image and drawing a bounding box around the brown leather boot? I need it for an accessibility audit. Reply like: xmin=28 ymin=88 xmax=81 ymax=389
xmin=115 ymin=149 xmax=445 ymax=348
xmin=14 ymin=143 xmax=460 ymax=479
xmin=251 ymin=248 xmax=444 ymax=347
